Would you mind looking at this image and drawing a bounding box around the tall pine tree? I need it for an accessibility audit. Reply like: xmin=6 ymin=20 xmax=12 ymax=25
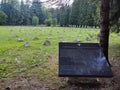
xmin=31 ymin=0 xmax=44 ymax=24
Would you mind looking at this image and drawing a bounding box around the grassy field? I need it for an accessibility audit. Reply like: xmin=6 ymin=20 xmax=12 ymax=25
xmin=0 ymin=26 xmax=120 ymax=90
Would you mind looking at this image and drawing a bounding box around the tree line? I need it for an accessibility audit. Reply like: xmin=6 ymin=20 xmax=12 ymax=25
xmin=0 ymin=0 xmax=119 ymax=32
xmin=0 ymin=0 xmax=44 ymax=25
xmin=0 ymin=0 xmax=99 ymax=27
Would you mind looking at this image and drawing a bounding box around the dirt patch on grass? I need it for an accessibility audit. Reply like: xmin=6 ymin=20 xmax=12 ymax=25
xmin=61 ymin=66 xmax=120 ymax=90
xmin=0 ymin=56 xmax=120 ymax=90
xmin=0 ymin=76 xmax=50 ymax=90
xmin=0 ymin=56 xmax=66 ymax=90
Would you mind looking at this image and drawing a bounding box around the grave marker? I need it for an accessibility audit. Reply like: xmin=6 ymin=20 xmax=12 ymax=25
xmin=18 ymin=37 xmax=24 ymax=42
xmin=61 ymin=39 xmax=66 ymax=43
xmin=43 ymin=40 xmax=51 ymax=46
xmin=86 ymin=37 xmax=91 ymax=41
xmin=15 ymin=35 xmax=19 ymax=38
xmin=74 ymin=39 xmax=81 ymax=43
xmin=24 ymin=42 xmax=31 ymax=47
xmin=47 ymin=35 xmax=52 ymax=39
xmin=33 ymin=37 xmax=39 ymax=40
xmin=59 ymin=43 xmax=113 ymax=77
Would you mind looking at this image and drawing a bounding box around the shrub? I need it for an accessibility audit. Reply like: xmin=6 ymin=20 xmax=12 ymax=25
xmin=44 ymin=18 xmax=52 ymax=26
xmin=32 ymin=16 xmax=39 ymax=26
xmin=0 ymin=10 xmax=8 ymax=25
xmin=52 ymin=18 xmax=57 ymax=26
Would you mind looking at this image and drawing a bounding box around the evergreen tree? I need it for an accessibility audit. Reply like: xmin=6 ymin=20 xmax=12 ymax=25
xmin=0 ymin=10 xmax=7 ymax=25
xmin=1 ymin=0 xmax=20 ymax=25
xmin=52 ymin=18 xmax=57 ymax=26
xmin=31 ymin=0 xmax=44 ymax=24
xmin=86 ymin=1 xmax=96 ymax=27
xmin=43 ymin=8 xmax=52 ymax=19
xmin=44 ymin=18 xmax=52 ymax=26
xmin=59 ymin=5 xmax=65 ymax=26
xmin=110 ymin=0 xmax=120 ymax=33
xmin=19 ymin=0 xmax=25 ymax=25
xmin=64 ymin=5 xmax=70 ymax=26
xmin=59 ymin=5 xmax=70 ymax=26
xmin=69 ymin=0 xmax=80 ymax=27
xmin=32 ymin=16 xmax=39 ymax=26
xmin=69 ymin=0 xmax=98 ymax=27
xmin=20 ymin=0 xmax=31 ymax=25
xmin=94 ymin=1 xmax=100 ymax=27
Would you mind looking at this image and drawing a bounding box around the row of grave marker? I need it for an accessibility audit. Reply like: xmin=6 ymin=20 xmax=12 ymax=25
xmin=9 ymin=28 xmax=101 ymax=47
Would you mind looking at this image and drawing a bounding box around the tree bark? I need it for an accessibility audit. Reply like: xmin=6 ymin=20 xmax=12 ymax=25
xmin=100 ymin=0 xmax=110 ymax=64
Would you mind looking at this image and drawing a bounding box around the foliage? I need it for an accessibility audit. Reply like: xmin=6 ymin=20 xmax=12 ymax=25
xmin=110 ymin=0 xmax=120 ymax=33
xmin=69 ymin=0 xmax=80 ymax=26
xmin=1 ymin=1 xmax=20 ymax=25
xmin=0 ymin=0 xmax=119 ymax=32
xmin=69 ymin=0 xmax=97 ymax=27
xmin=94 ymin=1 xmax=100 ymax=27
xmin=52 ymin=18 xmax=57 ymax=26
xmin=30 ymin=0 xmax=45 ymax=24
xmin=43 ymin=9 xmax=52 ymax=20
xmin=0 ymin=0 xmax=98 ymax=27
xmin=19 ymin=0 xmax=31 ymax=25
xmin=0 ymin=0 xmax=44 ymax=25
xmin=44 ymin=18 xmax=52 ymax=26
xmin=0 ymin=10 xmax=7 ymax=25
xmin=32 ymin=16 xmax=39 ymax=26
xmin=110 ymin=24 xmax=120 ymax=33
xmin=59 ymin=5 xmax=70 ymax=27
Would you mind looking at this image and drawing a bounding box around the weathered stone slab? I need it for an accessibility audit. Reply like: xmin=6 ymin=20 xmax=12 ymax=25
xmin=59 ymin=43 xmax=113 ymax=77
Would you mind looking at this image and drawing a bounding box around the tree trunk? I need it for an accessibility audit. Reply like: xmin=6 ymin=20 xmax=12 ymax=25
xmin=116 ymin=23 xmax=120 ymax=33
xmin=100 ymin=0 xmax=110 ymax=64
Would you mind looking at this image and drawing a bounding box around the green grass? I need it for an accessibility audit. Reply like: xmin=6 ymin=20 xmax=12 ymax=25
xmin=0 ymin=26 xmax=120 ymax=89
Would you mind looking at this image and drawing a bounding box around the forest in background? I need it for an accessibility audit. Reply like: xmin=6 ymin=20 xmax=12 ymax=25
xmin=0 ymin=0 xmax=119 ymax=32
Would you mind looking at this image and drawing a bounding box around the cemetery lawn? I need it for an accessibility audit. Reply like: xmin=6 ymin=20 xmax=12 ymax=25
xmin=0 ymin=26 xmax=120 ymax=90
